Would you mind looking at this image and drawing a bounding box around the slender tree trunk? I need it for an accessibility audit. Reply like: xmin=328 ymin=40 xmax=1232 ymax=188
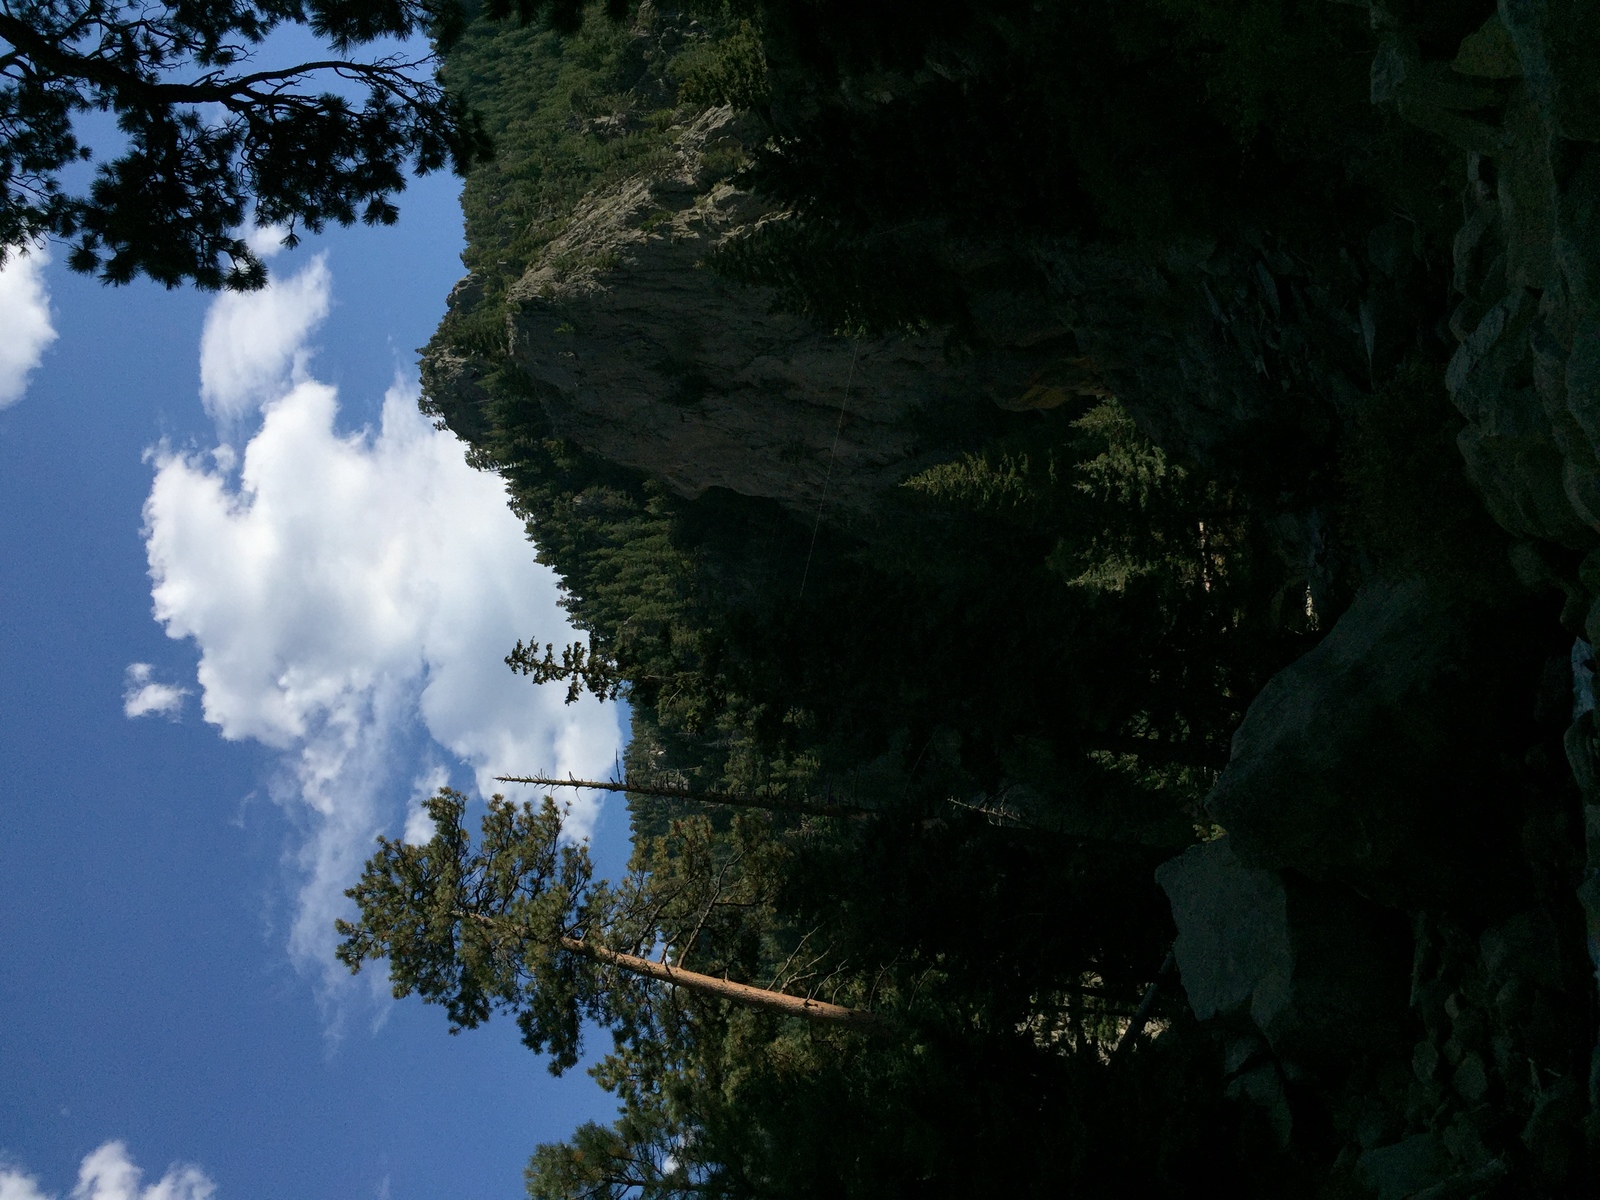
xmin=1111 ymin=946 xmax=1177 ymax=1063
xmin=496 ymin=775 xmax=867 ymax=820
xmin=558 ymin=936 xmax=886 ymax=1031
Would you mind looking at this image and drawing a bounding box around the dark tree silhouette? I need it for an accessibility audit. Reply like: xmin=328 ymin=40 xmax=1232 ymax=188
xmin=0 ymin=0 xmax=496 ymax=288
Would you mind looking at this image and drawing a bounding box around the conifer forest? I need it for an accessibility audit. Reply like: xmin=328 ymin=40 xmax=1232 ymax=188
xmin=330 ymin=0 xmax=1600 ymax=1194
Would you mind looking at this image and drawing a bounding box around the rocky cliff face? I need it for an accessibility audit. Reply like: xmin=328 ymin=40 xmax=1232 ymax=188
xmin=426 ymin=112 xmax=1364 ymax=546
xmin=505 ymin=109 xmax=934 ymax=521
xmin=1439 ymin=2 xmax=1600 ymax=557
xmin=432 ymin=106 xmax=1004 ymax=523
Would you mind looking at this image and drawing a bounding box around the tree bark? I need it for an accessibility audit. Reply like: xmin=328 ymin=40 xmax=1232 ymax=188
xmin=558 ymin=936 xmax=886 ymax=1032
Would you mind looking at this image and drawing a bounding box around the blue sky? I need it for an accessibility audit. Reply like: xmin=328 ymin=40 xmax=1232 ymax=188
xmin=0 ymin=171 xmax=635 ymax=1198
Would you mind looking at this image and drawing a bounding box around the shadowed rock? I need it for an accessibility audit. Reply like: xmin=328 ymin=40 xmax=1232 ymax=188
xmin=1157 ymin=836 xmax=1408 ymax=1068
xmin=1206 ymin=577 xmax=1540 ymax=909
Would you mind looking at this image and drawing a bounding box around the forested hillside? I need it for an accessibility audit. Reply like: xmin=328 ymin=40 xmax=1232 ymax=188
xmin=341 ymin=2 xmax=1600 ymax=1195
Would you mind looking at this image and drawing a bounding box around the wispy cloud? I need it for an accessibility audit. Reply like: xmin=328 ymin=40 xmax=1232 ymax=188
xmin=0 ymin=246 xmax=58 ymax=409
xmin=122 ymin=663 xmax=189 ymax=720
xmin=141 ymin=256 xmax=624 ymax=1014
xmin=403 ymin=764 xmax=450 ymax=845
xmin=0 ymin=1142 xmax=214 ymax=1200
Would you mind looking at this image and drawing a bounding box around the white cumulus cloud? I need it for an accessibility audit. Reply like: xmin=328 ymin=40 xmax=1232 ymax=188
xmin=243 ymin=222 xmax=291 ymax=260
xmin=0 ymin=1142 xmax=214 ymax=1200
xmin=197 ymin=254 xmax=331 ymax=425
xmin=122 ymin=663 xmax=189 ymax=719
xmin=0 ymin=1163 xmax=48 ymax=1200
xmin=0 ymin=245 xmax=58 ymax=409
xmin=142 ymin=258 xmax=624 ymax=1005
xmin=73 ymin=1143 xmax=213 ymax=1200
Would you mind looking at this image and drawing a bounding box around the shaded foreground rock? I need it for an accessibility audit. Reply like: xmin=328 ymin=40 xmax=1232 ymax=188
xmin=1157 ymin=837 xmax=1408 ymax=1066
xmin=1160 ymin=576 xmax=1591 ymax=1190
xmin=1145 ymin=8 xmax=1600 ymax=1187
xmin=1206 ymin=577 xmax=1543 ymax=910
xmin=1156 ymin=835 xmax=1410 ymax=1159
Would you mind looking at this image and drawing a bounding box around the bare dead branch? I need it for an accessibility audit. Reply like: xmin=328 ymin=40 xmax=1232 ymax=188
xmin=497 ymin=774 xmax=868 ymax=820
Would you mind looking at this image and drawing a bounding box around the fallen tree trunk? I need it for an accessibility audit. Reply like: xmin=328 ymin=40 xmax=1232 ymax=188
xmin=454 ymin=905 xmax=885 ymax=1031
xmin=559 ymin=935 xmax=887 ymax=1031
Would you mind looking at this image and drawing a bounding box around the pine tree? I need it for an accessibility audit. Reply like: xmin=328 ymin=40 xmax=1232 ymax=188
xmin=336 ymin=788 xmax=881 ymax=1076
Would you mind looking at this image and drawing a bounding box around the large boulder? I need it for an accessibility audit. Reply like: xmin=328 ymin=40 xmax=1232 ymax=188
xmin=1205 ymin=577 xmax=1541 ymax=909
xmin=1156 ymin=837 xmax=1409 ymax=1069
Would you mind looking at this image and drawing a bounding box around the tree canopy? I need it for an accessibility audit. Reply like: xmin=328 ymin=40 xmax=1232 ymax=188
xmin=0 ymin=0 xmax=499 ymax=288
